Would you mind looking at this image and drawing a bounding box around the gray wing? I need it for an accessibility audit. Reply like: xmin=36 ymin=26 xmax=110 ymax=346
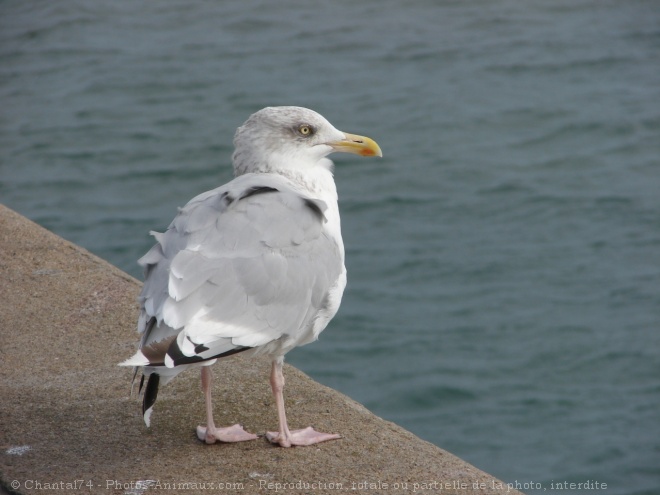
xmin=132 ymin=173 xmax=344 ymax=369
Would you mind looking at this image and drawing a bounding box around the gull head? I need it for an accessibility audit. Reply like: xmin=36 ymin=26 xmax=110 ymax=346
xmin=232 ymin=106 xmax=382 ymax=176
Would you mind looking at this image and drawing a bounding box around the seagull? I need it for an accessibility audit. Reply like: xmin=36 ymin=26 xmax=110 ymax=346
xmin=120 ymin=106 xmax=382 ymax=447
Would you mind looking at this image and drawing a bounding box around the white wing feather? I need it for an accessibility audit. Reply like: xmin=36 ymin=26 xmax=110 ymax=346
xmin=125 ymin=173 xmax=344 ymax=372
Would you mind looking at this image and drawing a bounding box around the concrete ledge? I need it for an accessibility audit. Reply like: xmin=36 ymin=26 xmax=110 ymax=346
xmin=0 ymin=204 xmax=520 ymax=495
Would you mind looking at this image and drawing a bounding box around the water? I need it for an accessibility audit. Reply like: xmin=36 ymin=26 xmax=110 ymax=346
xmin=1 ymin=1 xmax=659 ymax=493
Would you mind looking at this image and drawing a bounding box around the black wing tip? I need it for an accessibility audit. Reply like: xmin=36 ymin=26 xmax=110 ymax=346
xmin=166 ymin=341 xmax=205 ymax=366
xmin=138 ymin=372 xmax=145 ymax=394
xmin=167 ymin=338 xmax=251 ymax=366
xmin=142 ymin=373 xmax=160 ymax=426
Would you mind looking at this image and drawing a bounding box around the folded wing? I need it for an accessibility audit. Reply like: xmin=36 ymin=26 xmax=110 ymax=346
xmin=122 ymin=173 xmax=344 ymax=376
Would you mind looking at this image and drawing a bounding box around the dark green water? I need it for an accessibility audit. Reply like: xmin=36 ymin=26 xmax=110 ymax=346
xmin=1 ymin=1 xmax=659 ymax=493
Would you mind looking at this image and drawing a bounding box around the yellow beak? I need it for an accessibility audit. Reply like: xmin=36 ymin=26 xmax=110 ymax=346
xmin=329 ymin=132 xmax=383 ymax=157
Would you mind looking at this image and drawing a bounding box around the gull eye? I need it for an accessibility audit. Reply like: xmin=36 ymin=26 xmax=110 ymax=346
xmin=297 ymin=124 xmax=314 ymax=137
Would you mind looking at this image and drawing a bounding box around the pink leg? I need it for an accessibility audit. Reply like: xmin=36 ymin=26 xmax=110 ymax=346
xmin=265 ymin=358 xmax=341 ymax=447
xmin=196 ymin=366 xmax=257 ymax=444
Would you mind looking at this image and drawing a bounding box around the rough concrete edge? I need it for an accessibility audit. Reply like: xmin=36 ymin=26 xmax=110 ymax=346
xmin=0 ymin=204 xmax=520 ymax=494
xmin=0 ymin=205 xmax=140 ymax=285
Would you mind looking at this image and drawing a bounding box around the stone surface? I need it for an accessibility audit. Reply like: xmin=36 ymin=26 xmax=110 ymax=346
xmin=0 ymin=204 xmax=521 ymax=494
